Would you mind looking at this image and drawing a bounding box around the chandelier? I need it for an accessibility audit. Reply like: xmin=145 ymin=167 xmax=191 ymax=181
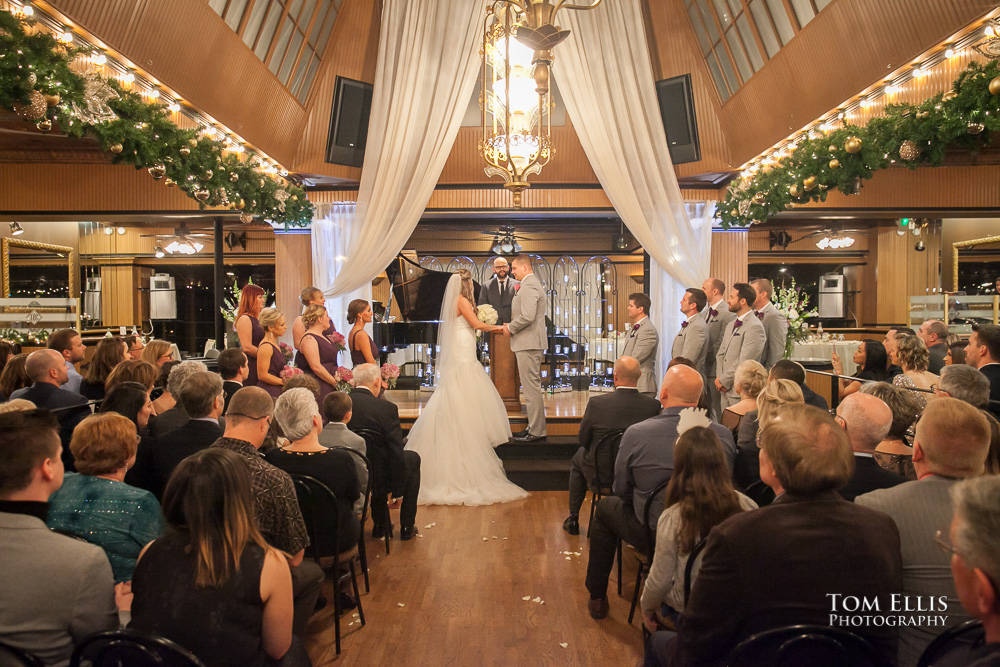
xmin=480 ymin=0 xmax=604 ymax=208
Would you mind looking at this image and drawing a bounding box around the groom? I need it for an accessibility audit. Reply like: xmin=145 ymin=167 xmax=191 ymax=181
xmin=502 ymin=254 xmax=548 ymax=442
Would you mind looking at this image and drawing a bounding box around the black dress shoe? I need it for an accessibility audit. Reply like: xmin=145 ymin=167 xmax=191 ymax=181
xmin=513 ymin=431 xmax=545 ymax=442
xmin=562 ymin=516 xmax=580 ymax=536
xmin=588 ymin=597 xmax=609 ymax=619
xmin=372 ymin=523 xmax=394 ymax=539
xmin=512 ymin=431 xmax=533 ymax=441
xmin=400 ymin=525 xmax=418 ymax=541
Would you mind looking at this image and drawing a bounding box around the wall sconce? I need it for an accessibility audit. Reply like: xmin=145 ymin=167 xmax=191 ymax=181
xmin=9 ymin=222 xmax=24 ymax=236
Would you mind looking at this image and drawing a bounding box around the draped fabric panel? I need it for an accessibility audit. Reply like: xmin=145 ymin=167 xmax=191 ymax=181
xmin=312 ymin=203 xmax=371 ymax=346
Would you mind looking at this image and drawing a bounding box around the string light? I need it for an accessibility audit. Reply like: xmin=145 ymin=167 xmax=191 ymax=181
xmin=122 ymin=72 xmax=135 ymax=84
xmin=166 ymin=102 xmax=180 ymax=112
xmin=147 ymin=88 xmax=159 ymax=99
xmin=945 ymin=48 xmax=956 ymax=58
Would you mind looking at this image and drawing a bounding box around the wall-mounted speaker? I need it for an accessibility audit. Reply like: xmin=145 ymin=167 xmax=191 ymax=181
xmin=325 ymin=76 xmax=373 ymax=168
xmin=655 ymin=74 xmax=701 ymax=165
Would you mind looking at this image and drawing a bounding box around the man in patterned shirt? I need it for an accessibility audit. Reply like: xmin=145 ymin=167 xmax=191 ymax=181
xmin=211 ymin=386 xmax=323 ymax=635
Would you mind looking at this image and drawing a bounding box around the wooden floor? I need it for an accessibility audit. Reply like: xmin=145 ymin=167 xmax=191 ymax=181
xmin=303 ymin=492 xmax=644 ymax=666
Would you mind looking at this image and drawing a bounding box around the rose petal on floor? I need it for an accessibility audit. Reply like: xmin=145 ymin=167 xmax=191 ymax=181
xmin=559 ymin=643 xmax=569 ymax=648
xmin=521 ymin=595 xmax=531 ymax=601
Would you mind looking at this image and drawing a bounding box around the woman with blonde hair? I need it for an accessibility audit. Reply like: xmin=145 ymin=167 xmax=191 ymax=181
xmin=295 ymin=304 xmax=339 ymax=404
xmin=721 ymin=360 xmax=767 ymax=435
xmin=105 ymin=358 xmax=159 ymax=396
xmin=141 ymin=339 xmax=174 ymax=368
xmin=733 ymin=378 xmax=804 ymax=490
xmin=234 ymin=283 xmax=267 ymax=387
xmin=891 ymin=333 xmax=937 ymax=410
xmin=256 ymin=308 xmax=288 ymax=399
xmin=291 ymin=286 xmax=339 ymax=351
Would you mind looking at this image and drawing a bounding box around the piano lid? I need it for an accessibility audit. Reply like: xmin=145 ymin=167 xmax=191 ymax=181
xmin=385 ymin=255 xmax=480 ymax=321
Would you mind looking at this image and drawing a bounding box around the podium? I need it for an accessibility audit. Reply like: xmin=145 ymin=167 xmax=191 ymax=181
xmin=489 ymin=332 xmax=520 ymax=412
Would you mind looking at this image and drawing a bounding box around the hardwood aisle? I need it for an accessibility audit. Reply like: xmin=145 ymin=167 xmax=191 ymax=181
xmin=304 ymin=491 xmax=645 ymax=665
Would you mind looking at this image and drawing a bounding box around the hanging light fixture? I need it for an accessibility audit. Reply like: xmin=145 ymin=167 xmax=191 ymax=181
xmin=9 ymin=222 xmax=24 ymax=236
xmin=480 ymin=0 xmax=604 ymax=208
xmin=153 ymin=244 xmax=165 ymax=258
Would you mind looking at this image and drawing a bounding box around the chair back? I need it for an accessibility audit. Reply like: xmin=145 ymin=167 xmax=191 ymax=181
xmin=350 ymin=427 xmax=389 ymax=493
xmin=70 ymin=629 xmax=206 ymax=667
xmin=641 ymin=477 xmax=672 ymax=554
xmin=917 ymin=619 xmax=985 ymax=667
xmin=329 ymin=446 xmax=371 ymax=527
xmin=744 ymin=479 xmax=776 ymax=507
xmin=683 ymin=536 xmax=709 ymax=606
xmin=0 ymin=640 xmax=43 ymax=667
xmin=591 ymin=429 xmax=626 ymax=489
xmin=727 ymin=624 xmax=888 ymax=667
xmin=288 ymin=473 xmax=342 ymax=561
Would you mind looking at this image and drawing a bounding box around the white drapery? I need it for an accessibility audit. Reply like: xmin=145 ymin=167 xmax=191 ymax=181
xmin=320 ymin=0 xmax=487 ymax=298
xmin=311 ymin=203 xmax=371 ymax=343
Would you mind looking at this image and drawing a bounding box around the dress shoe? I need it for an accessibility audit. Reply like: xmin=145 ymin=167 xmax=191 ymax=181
xmin=588 ymin=597 xmax=609 ymax=620
xmin=372 ymin=523 xmax=394 ymax=539
xmin=400 ymin=525 xmax=418 ymax=541
xmin=314 ymin=594 xmax=327 ymax=612
xmin=562 ymin=516 xmax=580 ymax=536
xmin=513 ymin=431 xmax=544 ymax=442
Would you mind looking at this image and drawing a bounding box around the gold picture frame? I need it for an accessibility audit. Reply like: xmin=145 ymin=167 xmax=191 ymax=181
xmin=952 ymin=235 xmax=1000 ymax=291
xmin=2 ymin=237 xmax=77 ymax=298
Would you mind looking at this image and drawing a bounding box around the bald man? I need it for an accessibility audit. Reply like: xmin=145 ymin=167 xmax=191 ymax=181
xmin=835 ymin=393 xmax=904 ymax=501
xmin=584 ymin=365 xmax=735 ymax=619
xmin=478 ymin=256 xmax=518 ymax=324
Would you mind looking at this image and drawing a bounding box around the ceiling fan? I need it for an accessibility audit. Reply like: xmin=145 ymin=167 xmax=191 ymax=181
xmin=140 ymin=227 xmax=213 ymax=256
xmin=479 ymin=225 xmax=529 ymax=255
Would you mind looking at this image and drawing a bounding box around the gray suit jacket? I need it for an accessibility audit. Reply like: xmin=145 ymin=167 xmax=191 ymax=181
xmin=757 ymin=302 xmax=788 ymax=369
xmin=318 ymin=422 xmax=368 ymax=514
xmin=703 ymin=300 xmax=736 ymax=378
xmin=671 ymin=314 xmax=708 ymax=375
xmin=715 ymin=313 xmax=766 ymax=393
xmin=856 ymin=477 xmax=972 ymax=667
xmin=508 ymin=273 xmax=547 ymax=351
xmin=0 ymin=510 xmax=118 ymax=666
xmin=478 ymin=277 xmax=519 ymax=324
xmin=622 ymin=318 xmax=659 ymax=395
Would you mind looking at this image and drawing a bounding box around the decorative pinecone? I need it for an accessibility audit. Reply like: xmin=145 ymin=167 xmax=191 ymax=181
xmin=898 ymin=140 xmax=919 ymax=162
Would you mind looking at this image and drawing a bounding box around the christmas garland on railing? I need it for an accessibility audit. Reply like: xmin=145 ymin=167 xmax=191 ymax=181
xmin=0 ymin=11 xmax=314 ymax=227
xmin=718 ymin=59 xmax=1000 ymax=229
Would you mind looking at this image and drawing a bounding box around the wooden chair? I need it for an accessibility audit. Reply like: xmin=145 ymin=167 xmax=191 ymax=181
xmin=70 ymin=629 xmax=205 ymax=667
xmin=726 ymin=624 xmax=890 ymax=667
xmin=917 ymin=619 xmax=985 ymax=667
xmin=627 ymin=478 xmax=671 ymax=624
xmin=329 ymin=446 xmax=372 ymax=594
xmin=350 ymin=427 xmax=392 ymax=555
xmin=289 ymin=473 xmax=366 ymax=656
xmin=0 ymin=640 xmax=43 ymax=667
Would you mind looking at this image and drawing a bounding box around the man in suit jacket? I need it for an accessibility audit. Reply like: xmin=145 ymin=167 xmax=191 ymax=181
xmin=143 ymin=371 xmax=224 ymax=499
xmin=714 ymin=283 xmax=766 ymax=411
xmin=701 ymin=277 xmax=736 ymax=420
xmin=966 ymin=323 xmax=1000 ymax=419
xmin=349 ymin=363 xmax=421 ymax=540
xmin=751 ymin=278 xmax=788 ymax=369
xmin=47 ymin=328 xmax=86 ymax=395
xmin=660 ymin=404 xmax=902 ymax=667
xmin=478 ymin=256 xmax=518 ymax=324
xmin=318 ymin=391 xmax=368 ymax=515
xmin=503 ymin=255 xmax=548 ymax=441
xmin=769 ymin=360 xmax=828 ymax=411
xmin=217 ymin=347 xmax=249 ymax=414
xmin=917 ymin=319 xmax=949 ymax=374
xmin=0 ymin=409 xmax=118 ymax=665
xmin=622 ymin=292 xmax=659 ymax=397
xmin=11 ymin=349 xmax=91 ymax=471
xmin=835 ymin=392 xmax=904 ymax=501
xmin=857 ymin=398 xmax=992 ymax=666
xmin=562 ymin=356 xmax=661 ymax=535
xmin=146 ymin=360 xmax=209 ymax=439
xmin=585 ymin=365 xmax=734 ymax=619
xmin=670 ymin=287 xmax=708 ymax=375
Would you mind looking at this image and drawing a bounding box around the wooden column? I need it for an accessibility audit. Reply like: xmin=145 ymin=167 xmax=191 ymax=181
xmin=489 ymin=332 xmax=520 ymax=412
xmin=274 ymin=232 xmax=312 ymax=345
xmin=710 ymin=230 xmax=748 ymax=290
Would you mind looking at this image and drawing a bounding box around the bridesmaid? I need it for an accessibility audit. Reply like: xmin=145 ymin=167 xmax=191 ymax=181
xmin=295 ymin=304 xmax=339 ymax=403
xmin=292 ymin=287 xmax=339 ymax=360
xmin=234 ymin=284 xmax=266 ymax=387
xmin=347 ymin=299 xmax=378 ymax=366
xmin=256 ymin=308 xmax=287 ymax=400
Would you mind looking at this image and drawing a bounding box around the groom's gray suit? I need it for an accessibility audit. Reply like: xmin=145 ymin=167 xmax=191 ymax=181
xmin=508 ymin=272 xmax=548 ymax=437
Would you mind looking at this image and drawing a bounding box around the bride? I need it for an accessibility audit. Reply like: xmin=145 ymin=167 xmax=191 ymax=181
xmin=405 ymin=270 xmax=529 ymax=506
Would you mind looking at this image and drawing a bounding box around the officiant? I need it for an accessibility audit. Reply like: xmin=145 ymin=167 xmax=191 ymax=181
xmin=478 ymin=257 xmax=519 ymax=324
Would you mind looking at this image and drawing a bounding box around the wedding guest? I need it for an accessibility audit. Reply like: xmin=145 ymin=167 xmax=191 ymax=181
xmin=701 ymin=278 xmax=735 ymax=420
xmin=218 ymin=348 xmax=249 ymax=413
xmin=296 ymin=304 xmax=340 ymax=405
xmin=892 ymin=333 xmax=938 ymax=410
xmin=715 ymin=283 xmax=766 ymax=410
xmin=734 ymin=378 xmax=803 ymax=492
xmin=918 ymin=319 xmax=950 ymax=374
xmin=769 ymin=359 xmax=827 ymax=410
xmin=318 ymin=391 xmax=368 ymax=515
xmin=99 ymin=381 xmax=156 ymax=491
xmin=671 ymin=288 xmax=708 ymax=376
xmin=0 ymin=340 xmax=16 ymax=375
xmin=946 ymin=340 xmax=967 ymax=366
xmin=47 ymin=329 xmax=86 ymax=394
xmin=965 ymin=323 xmax=1000 ymax=419
xmin=130 ymin=448 xmax=302 ymax=667
xmin=835 ymin=393 xmax=904 ymax=501
xmin=860 ymin=381 xmax=922 ymax=480
xmin=0 ymin=352 xmax=30 ymax=400
xmin=936 ymin=364 xmax=1000 ymax=475
xmin=883 ymin=327 xmax=915 ymax=378
xmin=0 ymin=398 xmax=36 ymax=413
xmin=257 ymin=308 xmax=287 ymax=400
xmin=750 ymin=278 xmax=788 ymax=370
xmin=282 ymin=373 xmax=321 ymax=399
xmin=151 ymin=358 xmax=179 ymax=406
xmin=47 ymin=413 xmax=163 ymax=582
xmin=141 ymin=339 xmax=174 ymax=368
xmin=666 ymin=357 xmax=713 ymax=413
xmin=79 ymin=336 xmax=128 ymax=401
xmin=123 ymin=334 xmax=145 ymax=360
xmin=622 ymin=292 xmax=659 ymax=397
xmin=147 ymin=360 xmax=208 ymax=438
xmin=347 ymin=299 xmax=378 ymax=366
xmin=720 ymin=359 xmax=766 ymax=436
xmin=832 ymin=339 xmax=888 ymax=398
xmin=478 ymin=257 xmax=517 ymax=324
xmin=105 ymin=358 xmax=159 ymax=396
xmin=234 ymin=283 xmax=267 ymax=387
xmin=0 ymin=409 xmax=119 ymax=665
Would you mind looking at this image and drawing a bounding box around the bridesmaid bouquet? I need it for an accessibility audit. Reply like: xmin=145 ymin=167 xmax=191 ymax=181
xmin=334 ymin=366 xmax=354 ymax=392
xmin=328 ymin=331 xmax=347 ymax=352
xmin=278 ymin=342 xmax=294 ymax=361
xmin=381 ymin=363 xmax=400 ymax=389
xmin=279 ymin=366 xmax=302 ymax=380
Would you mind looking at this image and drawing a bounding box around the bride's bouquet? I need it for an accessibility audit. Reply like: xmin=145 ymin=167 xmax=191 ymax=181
xmin=381 ymin=363 xmax=400 ymax=389
xmin=477 ymin=304 xmax=498 ymax=326
xmin=334 ymin=366 xmax=354 ymax=392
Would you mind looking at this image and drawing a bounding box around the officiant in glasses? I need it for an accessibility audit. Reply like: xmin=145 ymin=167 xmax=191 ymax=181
xmin=478 ymin=257 xmax=519 ymax=325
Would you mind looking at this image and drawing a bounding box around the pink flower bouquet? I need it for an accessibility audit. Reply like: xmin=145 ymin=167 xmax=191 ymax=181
xmin=381 ymin=363 xmax=400 ymax=389
xmin=279 ymin=365 xmax=303 ymax=380
xmin=334 ymin=366 xmax=354 ymax=392
xmin=327 ymin=331 xmax=347 ymax=352
xmin=278 ymin=342 xmax=294 ymax=361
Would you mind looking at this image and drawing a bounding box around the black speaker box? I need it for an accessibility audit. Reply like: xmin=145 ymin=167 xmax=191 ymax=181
xmin=655 ymin=74 xmax=701 ymax=165
xmin=325 ymin=76 xmax=373 ymax=167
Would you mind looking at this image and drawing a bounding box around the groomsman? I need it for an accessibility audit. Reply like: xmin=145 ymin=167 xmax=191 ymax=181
xmin=622 ymin=293 xmax=659 ymax=397
xmin=715 ymin=283 xmax=766 ymax=410
xmin=702 ymin=278 xmax=735 ymax=419
xmin=671 ymin=288 xmax=708 ymax=375
xmin=478 ymin=257 xmax=518 ymax=324
xmin=751 ymin=278 xmax=788 ymax=369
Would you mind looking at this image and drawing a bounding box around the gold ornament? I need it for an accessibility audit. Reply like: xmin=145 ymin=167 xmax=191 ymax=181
xmin=752 ymin=192 xmax=767 ymax=205
xmin=942 ymin=91 xmax=958 ymax=102
xmin=803 ymin=176 xmax=817 ymax=191
xmin=13 ymin=90 xmax=47 ymax=120
xmin=189 ymin=139 xmax=198 ymax=147
xmin=738 ymin=198 xmax=751 ymax=216
xmin=828 ymin=145 xmax=837 ymax=153
xmin=845 ymin=137 xmax=862 ymax=154
xmin=784 ymin=203 xmax=795 ymax=210
xmin=259 ymin=179 xmax=266 ymax=188
xmin=194 ymin=189 xmax=211 ymax=202
xmin=44 ymin=93 xmax=60 ymax=106
xmin=240 ymin=212 xmax=254 ymax=224
xmin=201 ymin=169 xmax=213 ymax=181
xmin=148 ymin=164 xmax=166 ymax=180
xmin=27 ymin=72 xmax=37 ymax=86
xmin=230 ymin=173 xmax=239 ymax=183
xmin=730 ymin=209 xmax=738 ymax=217
xmin=990 ymin=76 xmax=1000 ymax=96
xmin=179 ymin=146 xmax=191 ymax=157
xmin=968 ymin=122 xmax=985 ymax=135
xmin=788 ymin=184 xmax=802 ymax=198
xmin=829 ymin=158 xmax=840 ymax=169
xmin=916 ymin=110 xmax=930 ymax=119
xmin=899 ymin=140 xmax=919 ymax=161
xmin=235 ymin=199 xmax=245 ymax=210
xmin=818 ymin=184 xmax=829 ymax=191
xmin=291 ymin=195 xmax=298 ymax=201
xmin=164 ymin=178 xmax=176 ymax=188
xmin=36 ymin=119 xmax=52 ymax=132
xmin=110 ymin=143 xmax=123 ymax=154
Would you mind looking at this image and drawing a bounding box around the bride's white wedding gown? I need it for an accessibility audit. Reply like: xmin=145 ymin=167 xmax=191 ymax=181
xmin=404 ymin=314 xmax=528 ymax=506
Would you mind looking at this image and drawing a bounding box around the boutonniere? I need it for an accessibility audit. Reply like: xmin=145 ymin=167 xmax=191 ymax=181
xmin=733 ymin=319 xmax=743 ymax=330
xmin=681 ymin=321 xmax=689 ymax=329
xmin=514 ymin=284 xmax=520 ymax=292
xmin=708 ymin=308 xmax=719 ymax=319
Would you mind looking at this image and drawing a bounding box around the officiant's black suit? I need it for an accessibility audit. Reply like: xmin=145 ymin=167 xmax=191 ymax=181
xmin=478 ymin=276 xmax=518 ymax=324
xmin=348 ymin=386 xmax=420 ymax=531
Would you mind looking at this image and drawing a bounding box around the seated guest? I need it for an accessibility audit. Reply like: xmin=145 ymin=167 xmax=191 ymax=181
xmin=47 ymin=328 xmax=86 ymax=394
xmin=945 ymin=476 xmax=1000 ymax=663
xmin=0 ymin=410 xmax=119 ymax=664
xmin=141 ymin=339 xmax=175 ymax=369
xmin=720 ymin=359 xmax=766 ymax=436
xmin=150 ymin=359 xmax=181 ymax=410
xmin=0 ymin=352 xmax=31 ymax=400
xmin=104 ymin=358 xmax=159 ymax=397
xmin=857 ymin=397 xmax=991 ymax=666
xmin=891 ymin=333 xmax=938 ymax=410
xmin=585 ymin=365 xmax=734 ymax=620
xmin=832 ymin=339 xmax=888 ymax=398
xmin=295 ymin=304 xmax=340 ymax=405
xmin=860 ymin=381 xmax=922 ymax=479
xmin=99 ymin=382 xmax=156 ymax=490
xmin=965 ymin=323 xmax=1000 ymax=419
xmin=256 ymin=308 xmax=288 ymax=400
xmin=212 ymin=387 xmax=323 ymax=636
xmin=131 ymin=448 xmax=304 ymax=667
xmin=147 ymin=360 xmax=207 ymax=438
xmin=563 ymin=356 xmax=661 ymax=536
xmin=348 ymin=363 xmax=421 ymax=541
xmin=734 ymin=378 xmax=803 ymax=491
xmin=936 ymin=364 xmax=1000 ymax=475
xmin=217 ymin=347 xmax=249 ymax=413
xmin=884 ymin=327 xmax=916 ymax=378
xmin=47 ymin=413 xmax=163 ymax=582
xmin=0 ymin=340 xmax=15 ymax=375
xmin=769 ymin=359 xmax=828 ymax=411
xmin=918 ymin=319 xmax=950 ymax=374
xmin=668 ymin=404 xmax=902 ymax=667
xmin=79 ymin=336 xmax=128 ymax=401
xmin=0 ymin=398 xmax=36 ymax=413
xmin=835 ymin=393 xmax=904 ymax=501
xmin=318 ymin=391 xmax=369 ymax=515
xmin=667 ymin=357 xmax=713 ymax=413
xmin=946 ymin=339 xmax=967 ymax=366
xmin=641 ymin=422 xmax=755 ymax=635
xmin=145 ymin=371 xmax=224 ymax=499
xmin=267 ymin=388 xmax=361 ymax=557
xmin=123 ymin=334 xmax=144 ymax=360
xmin=11 ymin=349 xmax=91 ymax=470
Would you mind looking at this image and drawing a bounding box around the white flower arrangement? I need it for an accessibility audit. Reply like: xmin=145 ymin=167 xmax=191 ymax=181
xmin=477 ymin=304 xmax=498 ymax=326
xmin=774 ymin=278 xmax=818 ymax=360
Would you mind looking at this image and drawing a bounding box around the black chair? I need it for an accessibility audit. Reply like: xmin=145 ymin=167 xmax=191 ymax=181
xmin=727 ymin=624 xmax=889 ymax=667
xmin=0 ymin=640 xmax=43 ymax=667
xmin=743 ymin=479 xmax=776 ymax=508
xmin=917 ymin=619 xmax=985 ymax=667
xmin=70 ymin=629 xmax=205 ymax=667
xmin=289 ymin=473 xmax=366 ymax=656
xmin=683 ymin=535 xmax=709 ymax=607
xmin=330 ymin=445 xmax=372 ymax=593
xmin=587 ymin=429 xmax=627 ymax=538
xmin=351 ymin=427 xmax=392 ymax=555
xmin=627 ymin=478 xmax=671 ymax=624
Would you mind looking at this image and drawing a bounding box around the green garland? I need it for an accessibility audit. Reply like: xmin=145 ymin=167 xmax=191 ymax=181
xmin=718 ymin=59 xmax=1000 ymax=229
xmin=1 ymin=329 xmax=51 ymax=346
xmin=0 ymin=11 xmax=314 ymax=227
